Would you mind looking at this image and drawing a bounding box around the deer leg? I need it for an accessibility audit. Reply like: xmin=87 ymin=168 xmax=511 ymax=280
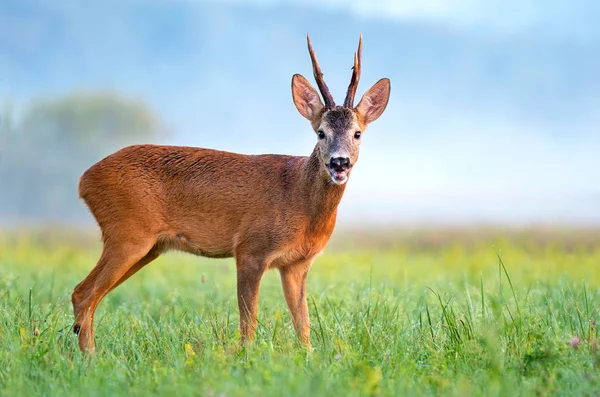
xmin=279 ymin=260 xmax=312 ymax=349
xmin=107 ymin=248 xmax=160 ymax=294
xmin=72 ymin=238 xmax=155 ymax=352
xmin=235 ymin=256 xmax=268 ymax=344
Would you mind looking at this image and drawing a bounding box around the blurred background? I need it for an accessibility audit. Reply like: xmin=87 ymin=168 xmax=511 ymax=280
xmin=1 ymin=0 xmax=599 ymax=228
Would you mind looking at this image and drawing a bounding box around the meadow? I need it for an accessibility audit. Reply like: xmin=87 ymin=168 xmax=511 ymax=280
xmin=0 ymin=227 xmax=598 ymax=396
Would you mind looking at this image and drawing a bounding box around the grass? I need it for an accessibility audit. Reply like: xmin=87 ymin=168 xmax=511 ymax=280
xmin=0 ymin=228 xmax=599 ymax=396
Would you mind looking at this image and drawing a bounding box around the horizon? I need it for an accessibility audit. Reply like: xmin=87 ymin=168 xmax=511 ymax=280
xmin=1 ymin=0 xmax=599 ymax=226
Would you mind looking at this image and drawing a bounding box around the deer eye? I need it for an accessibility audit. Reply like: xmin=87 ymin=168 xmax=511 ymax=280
xmin=354 ymin=131 xmax=362 ymax=140
xmin=317 ymin=130 xmax=326 ymax=140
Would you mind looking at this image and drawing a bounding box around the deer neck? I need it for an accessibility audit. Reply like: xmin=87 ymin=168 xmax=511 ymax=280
xmin=297 ymin=147 xmax=347 ymax=231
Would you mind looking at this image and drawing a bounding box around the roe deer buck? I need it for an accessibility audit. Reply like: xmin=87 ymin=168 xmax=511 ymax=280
xmin=72 ymin=34 xmax=390 ymax=352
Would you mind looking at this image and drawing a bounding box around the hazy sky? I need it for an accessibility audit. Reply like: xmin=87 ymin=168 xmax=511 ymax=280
xmin=1 ymin=0 xmax=599 ymax=225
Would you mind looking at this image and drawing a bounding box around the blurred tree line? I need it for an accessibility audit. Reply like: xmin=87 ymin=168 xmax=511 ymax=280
xmin=0 ymin=92 xmax=167 ymax=223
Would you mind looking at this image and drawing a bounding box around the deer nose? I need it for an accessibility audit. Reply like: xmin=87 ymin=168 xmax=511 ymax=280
xmin=330 ymin=157 xmax=351 ymax=171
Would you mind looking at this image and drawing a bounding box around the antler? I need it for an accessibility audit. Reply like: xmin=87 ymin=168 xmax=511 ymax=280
xmin=343 ymin=34 xmax=362 ymax=108
xmin=307 ymin=34 xmax=335 ymax=108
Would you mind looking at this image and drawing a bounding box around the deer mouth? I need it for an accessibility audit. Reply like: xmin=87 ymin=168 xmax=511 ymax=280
xmin=328 ymin=167 xmax=350 ymax=185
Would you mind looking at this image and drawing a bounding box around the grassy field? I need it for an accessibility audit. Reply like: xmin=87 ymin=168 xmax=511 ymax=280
xmin=0 ymin=228 xmax=599 ymax=396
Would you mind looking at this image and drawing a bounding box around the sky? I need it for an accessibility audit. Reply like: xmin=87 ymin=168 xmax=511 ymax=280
xmin=1 ymin=0 xmax=599 ymax=225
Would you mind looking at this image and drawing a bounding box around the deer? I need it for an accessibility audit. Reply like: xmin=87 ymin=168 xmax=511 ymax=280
xmin=72 ymin=34 xmax=390 ymax=352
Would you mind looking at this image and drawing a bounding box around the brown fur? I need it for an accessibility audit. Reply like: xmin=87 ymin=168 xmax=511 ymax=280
xmin=72 ymin=35 xmax=390 ymax=352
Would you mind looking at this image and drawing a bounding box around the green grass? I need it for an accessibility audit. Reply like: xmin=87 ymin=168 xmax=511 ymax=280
xmin=0 ymin=229 xmax=599 ymax=396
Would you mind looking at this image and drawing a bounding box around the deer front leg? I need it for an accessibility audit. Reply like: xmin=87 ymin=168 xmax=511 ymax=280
xmin=279 ymin=260 xmax=312 ymax=349
xmin=235 ymin=256 xmax=267 ymax=344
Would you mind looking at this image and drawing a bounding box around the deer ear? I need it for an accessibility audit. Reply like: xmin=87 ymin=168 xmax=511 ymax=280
xmin=355 ymin=78 xmax=390 ymax=125
xmin=292 ymin=74 xmax=324 ymax=121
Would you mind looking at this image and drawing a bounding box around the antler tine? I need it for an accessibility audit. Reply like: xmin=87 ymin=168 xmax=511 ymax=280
xmin=307 ymin=34 xmax=335 ymax=108
xmin=343 ymin=34 xmax=362 ymax=108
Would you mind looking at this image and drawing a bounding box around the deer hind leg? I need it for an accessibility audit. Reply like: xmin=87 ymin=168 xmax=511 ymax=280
xmin=107 ymin=248 xmax=160 ymax=294
xmin=279 ymin=260 xmax=312 ymax=349
xmin=72 ymin=237 xmax=156 ymax=352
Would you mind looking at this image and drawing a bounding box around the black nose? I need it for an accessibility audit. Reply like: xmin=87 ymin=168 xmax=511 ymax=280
xmin=330 ymin=157 xmax=351 ymax=171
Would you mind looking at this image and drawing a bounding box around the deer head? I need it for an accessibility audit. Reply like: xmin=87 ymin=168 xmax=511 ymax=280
xmin=291 ymin=34 xmax=391 ymax=185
